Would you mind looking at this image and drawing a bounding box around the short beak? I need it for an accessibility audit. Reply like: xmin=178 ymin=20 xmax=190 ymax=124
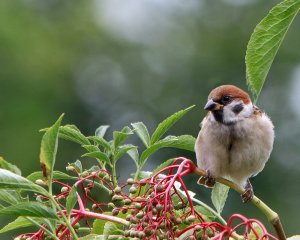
xmin=204 ymin=99 xmax=222 ymax=111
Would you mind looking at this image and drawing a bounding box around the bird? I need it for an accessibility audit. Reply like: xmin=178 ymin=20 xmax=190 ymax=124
xmin=195 ymin=85 xmax=274 ymax=202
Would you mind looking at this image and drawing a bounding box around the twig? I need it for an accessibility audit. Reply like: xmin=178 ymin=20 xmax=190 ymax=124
xmin=193 ymin=166 xmax=286 ymax=240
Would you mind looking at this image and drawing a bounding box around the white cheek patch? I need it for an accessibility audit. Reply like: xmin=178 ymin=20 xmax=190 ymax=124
xmin=239 ymin=103 xmax=253 ymax=118
xmin=222 ymin=102 xmax=253 ymax=124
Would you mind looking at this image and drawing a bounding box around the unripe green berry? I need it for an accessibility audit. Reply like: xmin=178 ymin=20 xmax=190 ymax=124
xmin=175 ymin=217 xmax=182 ymax=224
xmin=129 ymin=186 xmax=137 ymax=194
xmin=112 ymin=208 xmax=120 ymax=216
xmin=61 ymin=187 xmax=68 ymax=193
xmin=127 ymin=178 xmax=134 ymax=185
xmin=121 ymin=208 xmax=128 ymax=214
xmin=98 ymin=171 xmax=106 ymax=178
xmin=130 ymin=230 xmax=137 ymax=237
xmin=35 ymin=179 xmax=46 ymax=186
xmin=138 ymin=231 xmax=146 ymax=238
xmin=142 ymin=222 xmax=148 ymax=228
xmin=156 ymin=203 xmax=163 ymax=211
xmin=144 ymin=227 xmax=153 ymax=236
xmin=126 ymin=214 xmax=132 ymax=221
xmin=194 ymin=225 xmax=202 ymax=232
xmin=152 ymin=207 xmax=157 ymax=215
xmin=159 ymin=222 xmax=166 ymax=229
xmin=136 ymin=211 xmax=144 ymax=219
xmin=134 ymin=202 xmax=142 ymax=209
xmin=74 ymin=222 xmax=80 ymax=229
xmin=124 ymin=230 xmax=130 ymax=237
xmin=66 ymin=165 xmax=75 ymax=171
xmin=184 ymin=215 xmax=195 ymax=225
xmin=112 ymin=195 xmax=123 ymax=202
xmin=156 ymin=184 xmax=164 ymax=192
xmin=124 ymin=198 xmax=132 ymax=205
xmin=130 ymin=217 xmax=138 ymax=224
xmin=108 ymin=202 xmax=115 ymax=209
xmin=131 ymin=209 xmax=138 ymax=215
xmin=81 ymin=171 xmax=89 ymax=177
xmin=114 ymin=199 xmax=125 ymax=207
xmin=177 ymin=201 xmax=185 ymax=209
xmin=114 ymin=186 xmax=122 ymax=194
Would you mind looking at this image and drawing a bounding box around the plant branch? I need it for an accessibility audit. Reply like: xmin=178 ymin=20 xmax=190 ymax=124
xmin=49 ymin=195 xmax=79 ymax=240
xmin=25 ymin=217 xmax=59 ymax=240
xmin=193 ymin=166 xmax=286 ymax=240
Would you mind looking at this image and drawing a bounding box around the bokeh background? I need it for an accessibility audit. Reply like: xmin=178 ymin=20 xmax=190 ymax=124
xmin=1 ymin=0 xmax=300 ymax=238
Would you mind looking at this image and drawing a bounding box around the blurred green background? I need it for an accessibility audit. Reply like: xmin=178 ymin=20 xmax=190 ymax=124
xmin=0 ymin=0 xmax=300 ymax=238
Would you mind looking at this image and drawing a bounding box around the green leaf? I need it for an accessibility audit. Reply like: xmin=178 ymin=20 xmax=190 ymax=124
xmin=95 ymin=125 xmax=110 ymax=138
xmin=27 ymin=171 xmax=74 ymax=183
xmin=0 ymin=189 xmax=22 ymax=205
xmin=70 ymin=159 xmax=83 ymax=173
xmin=66 ymin=186 xmax=77 ymax=216
xmin=114 ymin=144 xmax=136 ymax=162
xmin=131 ymin=122 xmax=150 ymax=147
xmin=140 ymin=135 xmax=195 ymax=166
xmin=0 ymin=202 xmax=59 ymax=219
xmin=79 ymin=234 xmax=103 ymax=240
xmin=248 ymin=222 xmax=265 ymax=239
xmin=113 ymin=126 xmax=133 ymax=148
xmin=151 ymin=158 xmax=175 ymax=176
xmin=127 ymin=147 xmax=139 ymax=167
xmin=92 ymin=219 xmax=105 ymax=235
xmin=0 ymin=216 xmax=35 ymax=233
xmin=246 ymin=0 xmax=300 ymax=101
xmin=194 ymin=205 xmax=216 ymax=221
xmin=82 ymin=144 xmax=100 ymax=152
xmin=0 ymin=157 xmax=21 ymax=175
xmin=40 ymin=114 xmax=63 ymax=183
xmin=140 ymin=136 xmax=178 ymax=165
xmin=0 ymin=216 xmax=53 ymax=234
xmin=82 ymin=151 xmax=110 ymax=164
xmin=168 ymin=135 xmax=196 ymax=152
xmin=138 ymin=171 xmax=153 ymax=179
xmin=0 ymin=169 xmax=48 ymax=195
xmin=87 ymin=165 xmax=100 ymax=173
xmin=103 ymin=222 xmax=122 ymax=239
xmin=211 ymin=182 xmax=230 ymax=214
xmin=92 ymin=213 xmax=123 ymax=235
xmin=150 ymin=105 xmax=195 ymax=145
xmin=88 ymin=136 xmax=111 ymax=150
xmin=59 ymin=125 xmax=90 ymax=145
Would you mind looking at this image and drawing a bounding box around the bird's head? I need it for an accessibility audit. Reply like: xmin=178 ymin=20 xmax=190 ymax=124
xmin=204 ymin=85 xmax=253 ymax=125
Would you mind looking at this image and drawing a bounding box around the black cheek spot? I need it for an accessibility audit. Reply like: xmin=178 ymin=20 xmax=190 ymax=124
xmin=212 ymin=110 xmax=224 ymax=123
xmin=232 ymin=103 xmax=244 ymax=114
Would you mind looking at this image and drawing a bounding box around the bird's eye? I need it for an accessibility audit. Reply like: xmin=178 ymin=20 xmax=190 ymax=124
xmin=221 ymin=95 xmax=231 ymax=104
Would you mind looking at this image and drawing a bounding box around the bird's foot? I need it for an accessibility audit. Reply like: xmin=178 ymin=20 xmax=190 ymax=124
xmin=197 ymin=170 xmax=215 ymax=188
xmin=241 ymin=179 xmax=254 ymax=203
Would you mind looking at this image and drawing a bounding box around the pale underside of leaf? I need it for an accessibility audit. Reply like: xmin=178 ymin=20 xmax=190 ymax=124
xmin=211 ymin=182 xmax=230 ymax=214
xmin=131 ymin=122 xmax=150 ymax=147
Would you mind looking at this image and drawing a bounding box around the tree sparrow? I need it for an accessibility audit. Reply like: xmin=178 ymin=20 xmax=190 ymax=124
xmin=195 ymin=85 xmax=274 ymax=202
